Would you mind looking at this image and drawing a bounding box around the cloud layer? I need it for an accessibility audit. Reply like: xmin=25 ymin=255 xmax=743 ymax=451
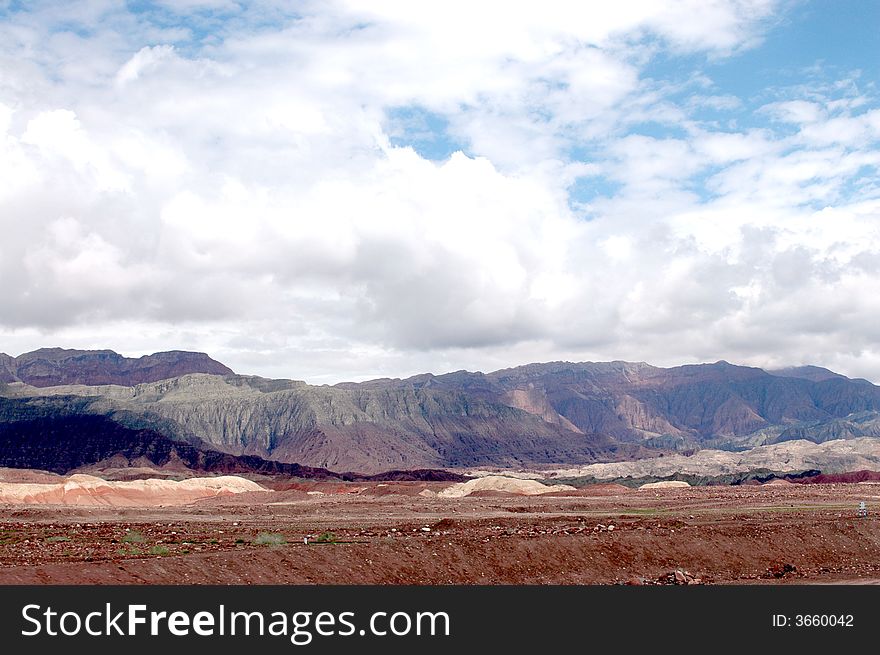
xmin=1 ymin=1 xmax=879 ymax=383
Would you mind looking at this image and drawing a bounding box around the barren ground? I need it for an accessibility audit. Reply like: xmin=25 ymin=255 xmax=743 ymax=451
xmin=1 ymin=481 xmax=879 ymax=585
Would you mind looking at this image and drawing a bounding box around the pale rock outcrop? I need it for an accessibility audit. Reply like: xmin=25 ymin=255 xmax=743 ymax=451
xmin=0 ymin=474 xmax=267 ymax=506
xmin=438 ymin=475 xmax=575 ymax=498
xmin=638 ymin=480 xmax=691 ymax=490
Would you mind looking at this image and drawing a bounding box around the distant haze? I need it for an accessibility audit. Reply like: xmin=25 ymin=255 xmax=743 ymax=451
xmin=1 ymin=2 xmax=879 ymax=384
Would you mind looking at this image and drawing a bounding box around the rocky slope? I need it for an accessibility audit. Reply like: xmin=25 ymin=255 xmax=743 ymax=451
xmin=496 ymin=361 xmax=880 ymax=446
xmin=0 ymin=395 xmax=466 ymax=481
xmin=1 ymin=373 xmax=634 ymax=472
xmin=543 ymin=437 xmax=880 ymax=480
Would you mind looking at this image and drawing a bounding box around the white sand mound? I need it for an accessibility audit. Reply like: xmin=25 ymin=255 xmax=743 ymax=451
xmin=638 ymin=480 xmax=691 ymax=490
xmin=438 ymin=475 xmax=575 ymax=498
xmin=0 ymin=474 xmax=268 ymax=507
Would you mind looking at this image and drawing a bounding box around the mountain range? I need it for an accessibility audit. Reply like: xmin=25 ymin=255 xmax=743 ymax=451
xmin=2 ymin=348 xmax=880 ymax=474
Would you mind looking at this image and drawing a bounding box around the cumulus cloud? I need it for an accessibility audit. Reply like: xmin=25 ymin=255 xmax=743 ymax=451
xmin=0 ymin=1 xmax=879 ymax=383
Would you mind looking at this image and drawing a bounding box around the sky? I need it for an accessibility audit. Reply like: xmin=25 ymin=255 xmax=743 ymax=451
xmin=1 ymin=1 xmax=879 ymax=384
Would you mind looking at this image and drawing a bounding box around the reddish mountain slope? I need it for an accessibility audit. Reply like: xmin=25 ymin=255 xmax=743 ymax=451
xmin=0 ymin=348 xmax=233 ymax=387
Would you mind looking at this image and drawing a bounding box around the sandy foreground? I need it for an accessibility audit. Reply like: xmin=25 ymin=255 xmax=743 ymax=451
xmin=0 ymin=474 xmax=266 ymax=506
xmin=0 ymin=476 xmax=879 ymax=585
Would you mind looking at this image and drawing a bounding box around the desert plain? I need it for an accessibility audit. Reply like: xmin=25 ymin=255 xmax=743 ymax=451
xmin=1 ymin=469 xmax=878 ymax=585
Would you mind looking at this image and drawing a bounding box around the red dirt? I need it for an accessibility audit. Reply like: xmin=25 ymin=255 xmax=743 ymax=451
xmin=1 ymin=482 xmax=878 ymax=585
xmin=546 ymin=483 xmax=634 ymax=496
xmin=0 ymin=468 xmax=63 ymax=484
xmin=794 ymin=470 xmax=880 ymax=485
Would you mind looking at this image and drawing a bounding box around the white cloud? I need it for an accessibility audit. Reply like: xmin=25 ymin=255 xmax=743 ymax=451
xmin=21 ymin=109 xmax=131 ymax=191
xmin=115 ymin=44 xmax=176 ymax=86
xmin=798 ymin=109 xmax=880 ymax=147
xmin=2 ymin=1 xmax=880 ymax=384
xmin=762 ymin=99 xmax=825 ymax=124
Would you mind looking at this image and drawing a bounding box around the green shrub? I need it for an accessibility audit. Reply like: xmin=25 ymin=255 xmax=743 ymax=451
xmin=122 ymin=530 xmax=145 ymax=544
xmin=149 ymin=545 xmax=170 ymax=556
xmin=117 ymin=547 xmax=142 ymax=556
xmin=253 ymin=532 xmax=286 ymax=546
xmin=315 ymin=532 xmax=337 ymax=544
xmin=45 ymin=536 xmax=70 ymax=543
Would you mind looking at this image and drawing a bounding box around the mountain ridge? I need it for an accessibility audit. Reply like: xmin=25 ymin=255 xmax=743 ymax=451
xmin=0 ymin=348 xmax=233 ymax=387
xmin=3 ymin=349 xmax=880 ymax=473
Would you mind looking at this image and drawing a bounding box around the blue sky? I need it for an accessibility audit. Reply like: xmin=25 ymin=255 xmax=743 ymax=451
xmin=0 ymin=1 xmax=879 ymax=382
xmin=389 ymin=2 xmax=879 ymax=209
